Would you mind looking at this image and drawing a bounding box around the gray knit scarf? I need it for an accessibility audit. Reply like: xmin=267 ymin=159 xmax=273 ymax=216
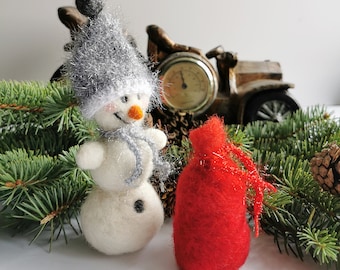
xmin=100 ymin=125 xmax=171 ymax=191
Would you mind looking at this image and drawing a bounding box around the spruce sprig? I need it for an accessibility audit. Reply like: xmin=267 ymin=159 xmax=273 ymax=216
xmin=246 ymin=106 xmax=338 ymax=160
xmin=0 ymin=80 xmax=94 ymax=249
xmin=298 ymin=227 xmax=339 ymax=264
xmin=245 ymin=108 xmax=340 ymax=268
xmin=0 ymin=148 xmax=92 ymax=251
xmin=0 ymin=81 xmax=48 ymax=135
xmin=0 ymin=149 xmax=59 ymax=208
xmin=43 ymin=83 xmax=80 ymax=132
xmin=9 ymin=175 xmax=89 ymax=251
xmin=1 ymin=80 xmax=340 ymax=268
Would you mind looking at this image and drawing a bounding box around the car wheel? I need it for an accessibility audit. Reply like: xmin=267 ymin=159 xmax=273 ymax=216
xmin=243 ymin=91 xmax=299 ymax=124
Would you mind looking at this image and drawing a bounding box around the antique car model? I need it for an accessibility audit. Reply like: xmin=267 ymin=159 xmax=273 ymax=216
xmin=51 ymin=8 xmax=300 ymax=125
xmin=146 ymin=25 xmax=300 ymax=124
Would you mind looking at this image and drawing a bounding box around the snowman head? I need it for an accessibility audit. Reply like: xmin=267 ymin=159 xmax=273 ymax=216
xmin=94 ymin=92 xmax=151 ymax=130
xmin=66 ymin=0 xmax=160 ymax=122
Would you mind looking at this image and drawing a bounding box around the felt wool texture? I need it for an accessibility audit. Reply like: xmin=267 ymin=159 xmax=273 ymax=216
xmin=69 ymin=0 xmax=170 ymax=255
xmin=81 ymin=181 xmax=164 ymax=255
xmin=76 ymin=125 xmax=168 ymax=191
xmin=66 ymin=1 xmax=159 ymax=119
xmin=100 ymin=125 xmax=171 ymax=186
xmin=173 ymin=116 xmax=276 ymax=270
xmin=76 ymin=117 xmax=168 ymax=254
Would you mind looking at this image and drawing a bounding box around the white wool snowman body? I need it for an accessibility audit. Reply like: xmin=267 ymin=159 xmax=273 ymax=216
xmin=76 ymin=93 xmax=166 ymax=255
xmin=66 ymin=0 xmax=170 ymax=255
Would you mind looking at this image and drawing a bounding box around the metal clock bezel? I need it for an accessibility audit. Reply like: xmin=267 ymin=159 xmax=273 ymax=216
xmin=157 ymin=52 xmax=218 ymax=116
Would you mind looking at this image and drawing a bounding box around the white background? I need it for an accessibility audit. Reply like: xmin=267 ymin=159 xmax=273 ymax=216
xmin=1 ymin=0 xmax=340 ymax=108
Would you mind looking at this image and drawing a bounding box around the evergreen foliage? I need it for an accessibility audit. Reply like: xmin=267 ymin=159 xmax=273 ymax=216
xmin=1 ymin=80 xmax=340 ymax=268
xmin=242 ymin=107 xmax=340 ymax=269
xmin=0 ymin=81 xmax=94 ymax=250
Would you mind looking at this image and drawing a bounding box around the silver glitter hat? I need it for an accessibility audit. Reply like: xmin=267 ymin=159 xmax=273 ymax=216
xmin=66 ymin=0 xmax=159 ymax=119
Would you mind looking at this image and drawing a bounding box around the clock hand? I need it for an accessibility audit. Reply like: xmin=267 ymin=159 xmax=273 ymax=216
xmin=180 ymin=71 xmax=187 ymax=89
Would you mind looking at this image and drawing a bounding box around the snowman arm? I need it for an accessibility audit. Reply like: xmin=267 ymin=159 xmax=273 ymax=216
xmin=144 ymin=128 xmax=167 ymax=150
xmin=76 ymin=141 xmax=105 ymax=170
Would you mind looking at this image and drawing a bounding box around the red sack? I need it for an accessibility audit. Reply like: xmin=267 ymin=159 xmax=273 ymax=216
xmin=173 ymin=116 xmax=275 ymax=270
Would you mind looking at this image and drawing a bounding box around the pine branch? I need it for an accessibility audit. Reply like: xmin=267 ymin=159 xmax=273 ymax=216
xmin=0 ymin=80 xmax=98 ymax=155
xmin=0 ymin=149 xmax=60 ymax=208
xmin=7 ymin=176 xmax=89 ymax=251
xmin=246 ymin=106 xmax=338 ymax=160
xmin=245 ymin=108 xmax=340 ymax=268
xmin=0 ymin=81 xmax=94 ymax=248
xmin=0 ymin=81 xmax=47 ymax=136
xmin=1 ymin=79 xmax=340 ymax=268
xmin=0 ymin=147 xmax=92 ymax=251
xmin=298 ymin=227 xmax=339 ymax=265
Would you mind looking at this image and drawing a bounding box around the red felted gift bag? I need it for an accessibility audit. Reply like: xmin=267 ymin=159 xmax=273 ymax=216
xmin=173 ymin=116 xmax=275 ymax=270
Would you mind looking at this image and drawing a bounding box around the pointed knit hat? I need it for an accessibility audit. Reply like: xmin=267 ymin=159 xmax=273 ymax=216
xmin=66 ymin=0 xmax=159 ymax=119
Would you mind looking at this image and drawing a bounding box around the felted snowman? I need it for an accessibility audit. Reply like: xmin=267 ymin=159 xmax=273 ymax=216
xmin=65 ymin=0 xmax=170 ymax=255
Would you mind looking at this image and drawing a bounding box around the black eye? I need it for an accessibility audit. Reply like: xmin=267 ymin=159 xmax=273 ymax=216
xmin=137 ymin=94 xmax=141 ymax=100
xmin=120 ymin=96 xmax=128 ymax=103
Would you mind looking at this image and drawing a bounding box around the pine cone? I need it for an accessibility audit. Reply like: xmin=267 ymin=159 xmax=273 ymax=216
xmin=310 ymin=143 xmax=340 ymax=195
xmin=149 ymin=110 xmax=204 ymax=217
xmin=150 ymin=170 xmax=178 ymax=218
xmin=152 ymin=110 xmax=204 ymax=146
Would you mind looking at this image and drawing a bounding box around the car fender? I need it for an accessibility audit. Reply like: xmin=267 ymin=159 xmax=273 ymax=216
xmin=233 ymin=79 xmax=295 ymax=123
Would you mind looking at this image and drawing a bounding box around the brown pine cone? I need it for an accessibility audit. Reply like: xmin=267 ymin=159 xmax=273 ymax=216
xmin=149 ymin=110 xmax=204 ymax=217
xmin=151 ymin=110 xmax=204 ymax=147
xmin=310 ymin=143 xmax=340 ymax=195
xmin=150 ymin=171 xmax=178 ymax=218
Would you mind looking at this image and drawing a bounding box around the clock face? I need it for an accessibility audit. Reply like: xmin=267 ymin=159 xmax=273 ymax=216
xmin=158 ymin=53 xmax=218 ymax=114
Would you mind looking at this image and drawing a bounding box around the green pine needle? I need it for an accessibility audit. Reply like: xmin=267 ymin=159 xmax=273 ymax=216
xmin=0 ymin=149 xmax=59 ymax=208
xmin=298 ymin=227 xmax=340 ymax=264
xmin=43 ymin=82 xmax=80 ymax=132
xmin=243 ymin=107 xmax=340 ymax=268
xmin=8 ymin=176 xmax=89 ymax=251
xmin=1 ymin=80 xmax=340 ymax=267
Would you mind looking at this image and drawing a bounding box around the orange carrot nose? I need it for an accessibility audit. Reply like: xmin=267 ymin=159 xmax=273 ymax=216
xmin=128 ymin=105 xmax=143 ymax=120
